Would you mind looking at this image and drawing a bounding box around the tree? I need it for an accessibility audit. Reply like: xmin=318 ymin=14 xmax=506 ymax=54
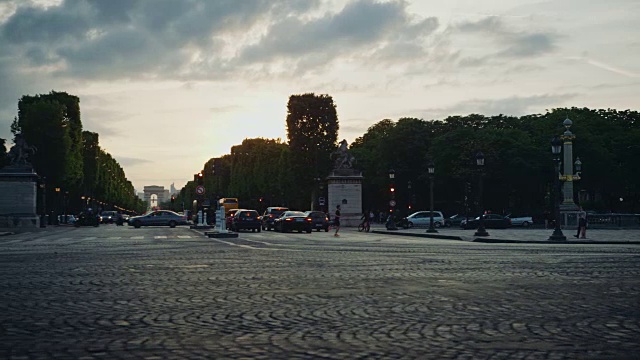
xmin=286 ymin=93 xmax=339 ymax=209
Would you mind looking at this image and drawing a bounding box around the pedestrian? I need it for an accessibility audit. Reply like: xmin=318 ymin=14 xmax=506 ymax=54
xmin=334 ymin=205 xmax=341 ymax=237
xmin=575 ymin=212 xmax=587 ymax=238
xmin=369 ymin=210 xmax=375 ymax=226
xmin=379 ymin=212 xmax=384 ymax=224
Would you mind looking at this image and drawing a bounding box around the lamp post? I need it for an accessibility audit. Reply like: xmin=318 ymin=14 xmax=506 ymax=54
xmin=387 ymin=169 xmax=397 ymax=230
xmin=427 ymin=160 xmax=438 ymax=233
xmin=549 ymin=136 xmax=567 ymax=241
xmin=407 ymin=181 xmax=412 ymax=211
xmin=39 ymin=177 xmax=46 ymax=228
xmin=474 ymin=152 xmax=489 ymax=237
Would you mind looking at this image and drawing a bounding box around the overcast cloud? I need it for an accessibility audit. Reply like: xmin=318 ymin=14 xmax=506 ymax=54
xmin=0 ymin=0 xmax=638 ymax=191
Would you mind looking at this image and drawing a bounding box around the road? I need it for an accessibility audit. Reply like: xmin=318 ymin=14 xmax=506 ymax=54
xmin=1 ymin=225 xmax=639 ymax=359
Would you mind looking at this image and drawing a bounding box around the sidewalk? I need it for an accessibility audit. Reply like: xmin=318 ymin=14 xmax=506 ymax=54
xmin=370 ymin=224 xmax=640 ymax=244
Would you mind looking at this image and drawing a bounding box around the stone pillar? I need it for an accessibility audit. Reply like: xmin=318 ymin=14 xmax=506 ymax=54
xmin=560 ymin=128 xmax=579 ymax=211
xmin=327 ymin=169 xmax=363 ymax=227
xmin=0 ymin=165 xmax=40 ymax=228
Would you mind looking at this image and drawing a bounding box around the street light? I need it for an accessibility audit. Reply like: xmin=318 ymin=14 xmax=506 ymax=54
xmin=474 ymin=152 xmax=489 ymax=237
xmin=426 ymin=160 xmax=437 ymax=233
xmin=549 ymin=136 xmax=567 ymax=241
xmin=387 ymin=169 xmax=397 ymax=230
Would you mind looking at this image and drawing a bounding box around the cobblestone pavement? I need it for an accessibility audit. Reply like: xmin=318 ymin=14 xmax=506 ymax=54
xmin=1 ymin=226 xmax=639 ymax=359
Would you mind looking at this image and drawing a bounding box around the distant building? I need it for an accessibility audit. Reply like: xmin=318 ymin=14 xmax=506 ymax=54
xmin=143 ymin=186 xmax=170 ymax=207
xmin=170 ymin=182 xmax=177 ymax=195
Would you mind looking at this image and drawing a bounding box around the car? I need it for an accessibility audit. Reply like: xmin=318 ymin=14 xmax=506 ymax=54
xmin=402 ymin=211 xmax=445 ymax=228
xmin=460 ymin=214 xmax=511 ymax=229
xmin=262 ymin=207 xmax=289 ymax=231
xmin=444 ymin=214 xmax=466 ymax=227
xmin=230 ymin=209 xmax=262 ymax=232
xmin=273 ymin=211 xmax=312 ymax=233
xmin=304 ymin=211 xmax=330 ymax=232
xmin=506 ymin=214 xmax=533 ymax=227
xmin=226 ymin=209 xmax=241 ymax=230
xmin=128 ymin=210 xmax=189 ymax=228
xmin=100 ymin=210 xmax=117 ymax=224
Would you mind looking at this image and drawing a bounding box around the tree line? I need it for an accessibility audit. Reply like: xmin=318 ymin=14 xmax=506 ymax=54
xmin=170 ymin=94 xmax=640 ymax=217
xmin=2 ymin=91 xmax=146 ymax=216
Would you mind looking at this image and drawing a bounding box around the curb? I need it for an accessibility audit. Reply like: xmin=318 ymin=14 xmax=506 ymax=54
xmin=0 ymin=232 xmax=15 ymax=237
xmin=472 ymin=238 xmax=640 ymax=245
xmin=371 ymin=230 xmax=465 ymax=241
xmin=204 ymin=231 xmax=239 ymax=239
xmin=372 ymin=230 xmax=640 ymax=245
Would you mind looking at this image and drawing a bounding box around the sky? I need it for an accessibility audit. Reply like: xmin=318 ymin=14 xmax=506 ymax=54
xmin=1 ymin=0 xmax=639 ymax=193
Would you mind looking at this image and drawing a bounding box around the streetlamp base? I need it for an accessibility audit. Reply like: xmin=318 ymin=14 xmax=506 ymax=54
xmin=426 ymin=228 xmax=438 ymax=233
xmin=474 ymin=229 xmax=489 ymax=237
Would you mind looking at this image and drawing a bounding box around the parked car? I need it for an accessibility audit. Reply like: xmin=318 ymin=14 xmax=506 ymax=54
xmin=128 ymin=210 xmax=189 ymax=228
xmin=402 ymin=211 xmax=445 ymax=228
xmin=100 ymin=210 xmax=117 ymax=224
xmin=444 ymin=214 xmax=466 ymax=227
xmin=57 ymin=214 xmax=77 ymax=225
xmin=226 ymin=209 xmax=241 ymax=230
xmin=273 ymin=211 xmax=312 ymax=233
xmin=304 ymin=211 xmax=330 ymax=232
xmin=461 ymin=214 xmax=511 ymax=229
xmin=262 ymin=207 xmax=289 ymax=231
xmin=230 ymin=209 xmax=262 ymax=232
xmin=507 ymin=214 xmax=533 ymax=227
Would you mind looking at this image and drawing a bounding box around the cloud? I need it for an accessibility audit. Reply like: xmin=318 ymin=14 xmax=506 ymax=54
xmin=566 ymin=56 xmax=640 ymax=79
xmin=453 ymin=16 xmax=557 ymax=65
xmin=113 ymin=155 xmax=152 ymax=167
xmin=414 ymin=93 xmax=578 ymax=120
xmin=237 ymin=0 xmax=438 ymax=70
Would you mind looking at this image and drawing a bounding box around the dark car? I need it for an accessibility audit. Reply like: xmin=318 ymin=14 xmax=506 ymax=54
xmin=444 ymin=214 xmax=466 ymax=227
xmin=226 ymin=209 xmax=242 ymax=230
xmin=461 ymin=214 xmax=511 ymax=229
xmin=262 ymin=207 xmax=289 ymax=231
xmin=230 ymin=209 xmax=262 ymax=232
xmin=100 ymin=210 xmax=117 ymax=224
xmin=128 ymin=210 xmax=189 ymax=228
xmin=304 ymin=211 xmax=329 ymax=232
xmin=273 ymin=211 xmax=312 ymax=233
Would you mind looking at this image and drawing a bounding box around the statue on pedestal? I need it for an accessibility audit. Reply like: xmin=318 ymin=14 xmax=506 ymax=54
xmin=7 ymin=133 xmax=37 ymax=167
xmin=332 ymin=139 xmax=356 ymax=170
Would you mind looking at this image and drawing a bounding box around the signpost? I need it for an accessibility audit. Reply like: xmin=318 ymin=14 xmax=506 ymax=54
xmin=195 ymin=185 xmax=205 ymax=196
xmin=318 ymin=197 xmax=325 ymax=206
xmin=389 ymin=200 xmax=396 ymax=207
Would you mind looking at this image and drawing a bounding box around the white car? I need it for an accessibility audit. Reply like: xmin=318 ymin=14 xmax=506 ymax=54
xmin=507 ymin=214 xmax=533 ymax=227
xmin=403 ymin=211 xmax=445 ymax=228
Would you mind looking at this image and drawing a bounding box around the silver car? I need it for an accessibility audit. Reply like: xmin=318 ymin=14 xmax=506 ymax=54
xmin=403 ymin=211 xmax=445 ymax=228
xmin=128 ymin=210 xmax=189 ymax=228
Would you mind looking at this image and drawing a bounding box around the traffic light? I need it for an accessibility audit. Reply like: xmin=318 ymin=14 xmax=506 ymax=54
xmin=197 ymin=172 xmax=203 ymax=185
xmin=171 ymin=195 xmax=175 ymax=204
xmin=390 ymin=185 xmax=395 ymax=193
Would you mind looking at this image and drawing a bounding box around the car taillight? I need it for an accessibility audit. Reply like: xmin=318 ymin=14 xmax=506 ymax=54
xmin=257 ymin=216 xmax=262 ymax=220
xmin=285 ymin=218 xmax=293 ymax=222
xmin=269 ymin=214 xmax=274 ymax=218
xmin=306 ymin=217 xmax=312 ymax=222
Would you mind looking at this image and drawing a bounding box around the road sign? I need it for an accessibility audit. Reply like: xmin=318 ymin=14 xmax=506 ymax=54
xmin=318 ymin=197 xmax=325 ymax=206
xmin=389 ymin=200 xmax=396 ymax=207
xmin=195 ymin=185 xmax=205 ymax=195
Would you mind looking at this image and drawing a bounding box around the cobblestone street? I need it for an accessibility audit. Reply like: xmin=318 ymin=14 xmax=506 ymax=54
xmin=1 ymin=226 xmax=639 ymax=359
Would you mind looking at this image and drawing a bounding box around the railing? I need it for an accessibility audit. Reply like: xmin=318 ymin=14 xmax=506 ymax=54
xmin=586 ymin=213 xmax=640 ymax=229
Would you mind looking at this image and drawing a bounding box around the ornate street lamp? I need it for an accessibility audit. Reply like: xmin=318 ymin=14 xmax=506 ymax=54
xmin=474 ymin=152 xmax=489 ymax=237
xmin=427 ymin=160 xmax=437 ymax=233
xmin=387 ymin=169 xmax=397 ymax=230
xmin=549 ymin=136 xmax=567 ymax=241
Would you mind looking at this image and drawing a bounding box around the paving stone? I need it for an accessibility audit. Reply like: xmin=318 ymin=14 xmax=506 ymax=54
xmin=0 ymin=225 xmax=639 ymax=358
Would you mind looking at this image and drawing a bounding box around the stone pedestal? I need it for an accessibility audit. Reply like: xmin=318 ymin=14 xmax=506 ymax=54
xmin=0 ymin=165 xmax=40 ymax=228
xmin=327 ymin=169 xmax=363 ymax=227
xmin=560 ymin=210 xmax=580 ymax=229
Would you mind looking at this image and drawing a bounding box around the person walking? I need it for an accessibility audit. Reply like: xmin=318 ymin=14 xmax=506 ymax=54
xmin=575 ymin=213 xmax=587 ymax=238
xmin=334 ymin=205 xmax=341 ymax=237
xmin=369 ymin=210 xmax=375 ymax=226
